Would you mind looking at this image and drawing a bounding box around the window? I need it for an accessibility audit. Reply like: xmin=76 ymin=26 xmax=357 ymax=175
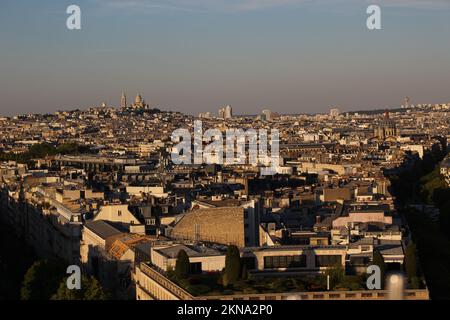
xmin=264 ymin=255 xmax=306 ymax=269
xmin=315 ymin=255 xmax=342 ymax=267
xmin=279 ymin=256 xmax=287 ymax=267
xmin=189 ymin=262 xmax=202 ymax=274
xmin=242 ymin=257 xmax=256 ymax=270
xmin=118 ymin=210 xmax=122 ymax=216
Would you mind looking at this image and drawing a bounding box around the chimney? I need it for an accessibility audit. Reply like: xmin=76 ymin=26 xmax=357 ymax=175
xmin=244 ymin=176 xmax=249 ymax=196
xmin=315 ymin=215 xmax=321 ymax=224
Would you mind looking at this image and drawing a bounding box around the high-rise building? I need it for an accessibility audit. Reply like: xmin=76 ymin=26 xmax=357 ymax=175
xmin=218 ymin=105 xmax=232 ymax=119
xmin=262 ymin=109 xmax=273 ymax=121
xmin=402 ymin=96 xmax=410 ymax=109
xmin=224 ymin=105 xmax=232 ymax=119
xmin=330 ymin=108 xmax=340 ymax=117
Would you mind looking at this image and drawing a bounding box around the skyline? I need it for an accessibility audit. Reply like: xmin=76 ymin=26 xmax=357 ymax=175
xmin=1 ymin=0 xmax=450 ymax=116
xmin=2 ymin=3 xmax=450 ymax=303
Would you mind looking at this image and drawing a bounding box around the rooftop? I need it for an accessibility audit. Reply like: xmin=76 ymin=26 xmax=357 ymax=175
xmin=85 ymin=220 xmax=122 ymax=239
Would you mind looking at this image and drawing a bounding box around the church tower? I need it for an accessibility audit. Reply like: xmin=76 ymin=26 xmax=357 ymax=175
xmin=120 ymin=92 xmax=127 ymax=109
xmin=373 ymin=111 xmax=398 ymax=140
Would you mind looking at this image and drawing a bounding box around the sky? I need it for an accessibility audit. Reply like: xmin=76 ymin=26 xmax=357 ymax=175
xmin=1 ymin=0 xmax=450 ymax=116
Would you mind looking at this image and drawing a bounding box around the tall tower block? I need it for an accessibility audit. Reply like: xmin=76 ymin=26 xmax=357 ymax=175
xmin=404 ymin=96 xmax=410 ymax=109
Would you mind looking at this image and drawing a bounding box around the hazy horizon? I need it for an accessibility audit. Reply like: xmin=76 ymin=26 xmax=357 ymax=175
xmin=1 ymin=0 xmax=450 ymax=116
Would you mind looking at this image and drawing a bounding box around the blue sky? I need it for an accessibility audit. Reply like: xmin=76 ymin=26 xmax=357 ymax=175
xmin=1 ymin=0 xmax=450 ymax=115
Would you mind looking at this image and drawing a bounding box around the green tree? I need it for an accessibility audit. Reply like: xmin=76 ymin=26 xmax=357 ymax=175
xmin=241 ymin=263 xmax=249 ymax=281
xmin=405 ymin=241 xmax=418 ymax=282
xmin=84 ymin=276 xmax=108 ymax=300
xmin=52 ymin=275 xmax=108 ymax=300
xmin=20 ymin=258 xmax=66 ymax=300
xmin=372 ymin=250 xmax=386 ymax=288
xmin=325 ymin=263 xmax=345 ymax=289
xmin=223 ymin=245 xmax=241 ymax=287
xmin=420 ymin=168 xmax=447 ymax=204
xmin=175 ymin=250 xmax=190 ymax=280
xmin=0 ymin=142 xmax=93 ymax=164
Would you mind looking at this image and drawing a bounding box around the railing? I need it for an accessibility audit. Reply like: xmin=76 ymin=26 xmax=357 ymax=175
xmin=138 ymin=264 xmax=429 ymax=301
xmin=200 ymin=289 xmax=429 ymax=301
xmin=139 ymin=263 xmax=194 ymax=300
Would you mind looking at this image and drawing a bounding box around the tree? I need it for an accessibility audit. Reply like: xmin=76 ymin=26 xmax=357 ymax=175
xmin=175 ymin=250 xmax=190 ymax=280
xmin=21 ymin=258 xmax=66 ymax=300
xmin=0 ymin=142 xmax=93 ymax=164
xmin=84 ymin=276 xmax=108 ymax=300
xmin=420 ymin=168 xmax=447 ymax=204
xmin=241 ymin=263 xmax=249 ymax=281
xmin=405 ymin=241 xmax=418 ymax=283
xmin=223 ymin=245 xmax=241 ymax=287
xmin=325 ymin=263 xmax=345 ymax=289
xmin=372 ymin=250 xmax=386 ymax=288
xmin=52 ymin=275 xmax=108 ymax=300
